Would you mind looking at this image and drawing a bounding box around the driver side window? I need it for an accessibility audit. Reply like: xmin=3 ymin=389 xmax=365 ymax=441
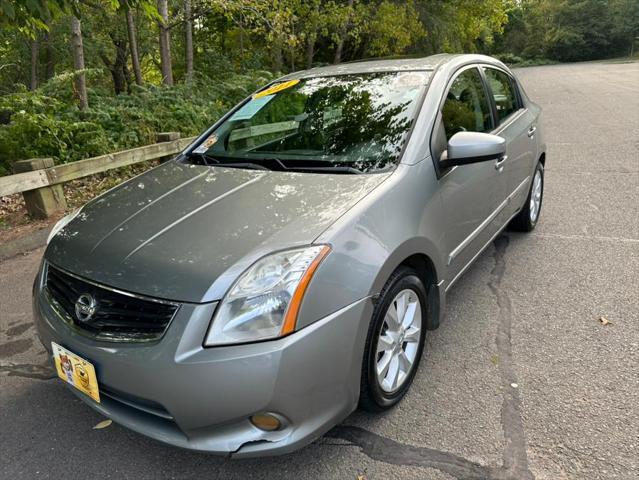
xmin=442 ymin=68 xmax=494 ymax=140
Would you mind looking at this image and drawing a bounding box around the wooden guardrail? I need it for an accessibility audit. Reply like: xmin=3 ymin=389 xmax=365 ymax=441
xmin=0 ymin=132 xmax=195 ymax=219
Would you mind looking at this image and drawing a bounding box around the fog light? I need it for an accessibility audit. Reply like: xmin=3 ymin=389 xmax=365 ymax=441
xmin=250 ymin=413 xmax=282 ymax=431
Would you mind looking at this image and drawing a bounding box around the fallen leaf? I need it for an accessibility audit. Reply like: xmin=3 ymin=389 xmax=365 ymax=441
xmin=599 ymin=316 xmax=612 ymax=326
xmin=93 ymin=419 xmax=112 ymax=429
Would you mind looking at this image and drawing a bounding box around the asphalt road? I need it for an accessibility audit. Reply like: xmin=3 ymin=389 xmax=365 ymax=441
xmin=1 ymin=61 xmax=638 ymax=480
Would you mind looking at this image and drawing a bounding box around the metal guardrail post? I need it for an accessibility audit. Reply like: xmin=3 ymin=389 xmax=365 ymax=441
xmin=12 ymin=158 xmax=67 ymax=219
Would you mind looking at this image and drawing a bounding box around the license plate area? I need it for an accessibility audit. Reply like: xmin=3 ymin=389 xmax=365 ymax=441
xmin=52 ymin=342 xmax=100 ymax=403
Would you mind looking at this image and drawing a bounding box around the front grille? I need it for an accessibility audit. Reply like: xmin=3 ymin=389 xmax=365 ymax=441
xmin=45 ymin=264 xmax=179 ymax=342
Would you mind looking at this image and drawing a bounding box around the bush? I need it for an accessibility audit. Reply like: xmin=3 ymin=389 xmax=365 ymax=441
xmin=495 ymin=53 xmax=525 ymax=65
xmin=0 ymin=70 xmax=275 ymax=176
xmin=494 ymin=53 xmax=556 ymax=68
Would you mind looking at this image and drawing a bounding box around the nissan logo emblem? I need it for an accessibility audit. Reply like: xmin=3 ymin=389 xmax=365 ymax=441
xmin=75 ymin=293 xmax=98 ymax=322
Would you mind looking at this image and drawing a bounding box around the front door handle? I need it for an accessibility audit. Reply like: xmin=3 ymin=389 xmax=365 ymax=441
xmin=527 ymin=126 xmax=537 ymax=138
xmin=495 ymin=154 xmax=507 ymax=171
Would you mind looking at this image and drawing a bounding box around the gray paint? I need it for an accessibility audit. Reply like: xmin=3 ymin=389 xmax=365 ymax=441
xmin=46 ymin=163 xmax=389 ymax=303
xmin=446 ymin=131 xmax=506 ymax=161
xmin=34 ymin=53 xmax=544 ymax=456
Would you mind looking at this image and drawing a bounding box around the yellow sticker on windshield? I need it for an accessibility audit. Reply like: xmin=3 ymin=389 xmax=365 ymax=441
xmin=253 ymin=79 xmax=300 ymax=99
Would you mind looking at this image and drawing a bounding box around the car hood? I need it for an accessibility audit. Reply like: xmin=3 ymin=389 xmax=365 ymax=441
xmin=46 ymin=161 xmax=389 ymax=303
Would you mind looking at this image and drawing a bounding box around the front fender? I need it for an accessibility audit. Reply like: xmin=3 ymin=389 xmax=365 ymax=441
xmin=298 ymin=161 xmax=447 ymax=331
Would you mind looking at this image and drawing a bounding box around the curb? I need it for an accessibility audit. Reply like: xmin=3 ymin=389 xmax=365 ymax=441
xmin=0 ymin=227 xmax=51 ymax=261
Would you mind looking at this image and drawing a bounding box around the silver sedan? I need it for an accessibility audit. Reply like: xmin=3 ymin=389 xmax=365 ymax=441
xmin=33 ymin=53 xmax=544 ymax=457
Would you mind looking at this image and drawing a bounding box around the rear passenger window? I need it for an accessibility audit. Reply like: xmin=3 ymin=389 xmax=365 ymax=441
xmin=441 ymin=68 xmax=493 ymax=140
xmin=484 ymin=68 xmax=519 ymax=122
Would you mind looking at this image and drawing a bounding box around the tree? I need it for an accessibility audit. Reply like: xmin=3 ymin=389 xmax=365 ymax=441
xmin=123 ymin=1 xmax=143 ymax=85
xmin=70 ymin=15 xmax=88 ymax=109
xmin=157 ymin=0 xmax=173 ymax=85
xmin=364 ymin=1 xmax=425 ymax=57
xmin=184 ymin=0 xmax=193 ymax=81
xmin=29 ymin=37 xmax=38 ymax=90
xmin=0 ymin=0 xmax=69 ymax=30
xmin=333 ymin=0 xmax=354 ymax=64
xmin=98 ymin=31 xmax=130 ymax=94
xmin=43 ymin=12 xmax=56 ymax=80
xmin=413 ymin=0 xmax=505 ymax=55
xmin=610 ymin=0 xmax=639 ymax=56
xmin=544 ymin=0 xmax=614 ymax=61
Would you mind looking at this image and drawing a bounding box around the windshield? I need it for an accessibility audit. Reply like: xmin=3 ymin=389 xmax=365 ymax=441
xmin=186 ymin=71 xmax=430 ymax=173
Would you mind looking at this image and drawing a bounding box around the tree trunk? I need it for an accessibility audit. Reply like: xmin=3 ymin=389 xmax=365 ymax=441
xmin=70 ymin=16 xmax=88 ymax=110
xmin=124 ymin=4 xmax=143 ymax=85
xmin=290 ymin=24 xmax=295 ymax=71
xmin=43 ymin=11 xmax=55 ymax=80
xmin=184 ymin=0 xmax=193 ymax=82
xmin=305 ymin=34 xmax=315 ymax=69
xmin=99 ymin=34 xmax=129 ymax=95
xmin=273 ymin=36 xmax=283 ymax=72
xmin=43 ymin=29 xmax=55 ymax=80
xmin=157 ymin=0 xmax=173 ymax=86
xmin=238 ymin=12 xmax=244 ymax=68
xmin=333 ymin=0 xmax=354 ymax=64
xmin=30 ymin=38 xmax=38 ymax=90
xmin=112 ymin=39 xmax=128 ymax=94
xmin=333 ymin=38 xmax=344 ymax=65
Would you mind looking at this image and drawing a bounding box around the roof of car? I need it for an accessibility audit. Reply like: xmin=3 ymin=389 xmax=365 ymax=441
xmin=278 ymin=54 xmax=503 ymax=80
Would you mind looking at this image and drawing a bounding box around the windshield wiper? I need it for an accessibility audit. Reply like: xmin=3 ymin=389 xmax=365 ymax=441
xmin=188 ymin=151 xmax=386 ymax=174
xmin=187 ymin=153 xmax=272 ymax=170
xmin=187 ymin=152 xmax=218 ymax=166
xmin=212 ymin=162 xmax=271 ymax=171
xmin=280 ymin=164 xmax=364 ymax=174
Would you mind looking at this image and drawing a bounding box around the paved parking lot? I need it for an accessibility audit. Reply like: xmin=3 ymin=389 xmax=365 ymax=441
xmin=1 ymin=61 xmax=638 ymax=480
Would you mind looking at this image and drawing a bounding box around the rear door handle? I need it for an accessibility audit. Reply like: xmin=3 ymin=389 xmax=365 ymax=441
xmin=495 ymin=154 xmax=507 ymax=171
xmin=527 ymin=126 xmax=537 ymax=138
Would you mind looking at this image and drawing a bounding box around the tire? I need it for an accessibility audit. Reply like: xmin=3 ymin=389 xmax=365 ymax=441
xmin=359 ymin=267 xmax=428 ymax=412
xmin=509 ymin=161 xmax=544 ymax=232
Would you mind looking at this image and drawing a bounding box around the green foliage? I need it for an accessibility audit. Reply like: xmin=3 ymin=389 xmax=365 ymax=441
xmin=1 ymin=0 xmax=637 ymax=178
xmin=0 ymin=70 xmax=274 ymax=175
xmin=365 ymin=1 xmax=425 ymax=57
xmin=493 ymin=0 xmax=639 ymax=62
xmin=494 ymin=53 xmax=556 ymax=67
xmin=0 ymin=0 xmax=73 ymax=32
xmin=416 ymin=0 xmax=509 ymax=55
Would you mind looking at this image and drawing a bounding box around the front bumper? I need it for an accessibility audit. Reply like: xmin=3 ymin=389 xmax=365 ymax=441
xmin=33 ymin=276 xmax=372 ymax=457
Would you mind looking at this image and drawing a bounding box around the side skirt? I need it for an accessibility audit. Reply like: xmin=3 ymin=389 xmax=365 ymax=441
xmin=445 ymin=208 xmax=520 ymax=293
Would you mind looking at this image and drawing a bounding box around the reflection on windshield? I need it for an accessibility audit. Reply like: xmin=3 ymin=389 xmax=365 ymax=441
xmin=187 ymin=72 xmax=430 ymax=173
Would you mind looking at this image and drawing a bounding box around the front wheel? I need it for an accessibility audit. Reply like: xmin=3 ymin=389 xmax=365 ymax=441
xmin=509 ymin=161 xmax=544 ymax=232
xmin=359 ymin=267 xmax=427 ymax=412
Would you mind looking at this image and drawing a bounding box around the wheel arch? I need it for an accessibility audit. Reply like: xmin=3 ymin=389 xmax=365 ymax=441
xmin=399 ymin=253 xmax=442 ymax=331
xmin=371 ymin=239 xmax=446 ymax=331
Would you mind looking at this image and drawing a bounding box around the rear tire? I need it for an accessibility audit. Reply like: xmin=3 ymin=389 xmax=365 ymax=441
xmin=509 ymin=161 xmax=544 ymax=232
xmin=359 ymin=267 xmax=427 ymax=412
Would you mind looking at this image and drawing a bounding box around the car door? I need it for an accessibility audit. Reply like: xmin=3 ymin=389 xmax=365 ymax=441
xmin=482 ymin=67 xmax=537 ymax=223
xmin=430 ymin=65 xmax=505 ymax=287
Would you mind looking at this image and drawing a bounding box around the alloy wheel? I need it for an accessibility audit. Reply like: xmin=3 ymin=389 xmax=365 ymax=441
xmin=376 ymin=289 xmax=422 ymax=393
xmin=530 ymin=170 xmax=543 ymax=223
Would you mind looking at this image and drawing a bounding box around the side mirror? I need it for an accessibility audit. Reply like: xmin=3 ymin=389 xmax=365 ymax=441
xmin=440 ymin=132 xmax=506 ymax=169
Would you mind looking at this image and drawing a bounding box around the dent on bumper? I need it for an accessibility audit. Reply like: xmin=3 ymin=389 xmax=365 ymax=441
xmin=34 ymin=290 xmax=372 ymax=457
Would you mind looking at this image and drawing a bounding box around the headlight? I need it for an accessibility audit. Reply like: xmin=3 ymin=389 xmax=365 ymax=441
xmin=46 ymin=209 xmax=81 ymax=244
xmin=204 ymin=245 xmax=331 ymax=346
